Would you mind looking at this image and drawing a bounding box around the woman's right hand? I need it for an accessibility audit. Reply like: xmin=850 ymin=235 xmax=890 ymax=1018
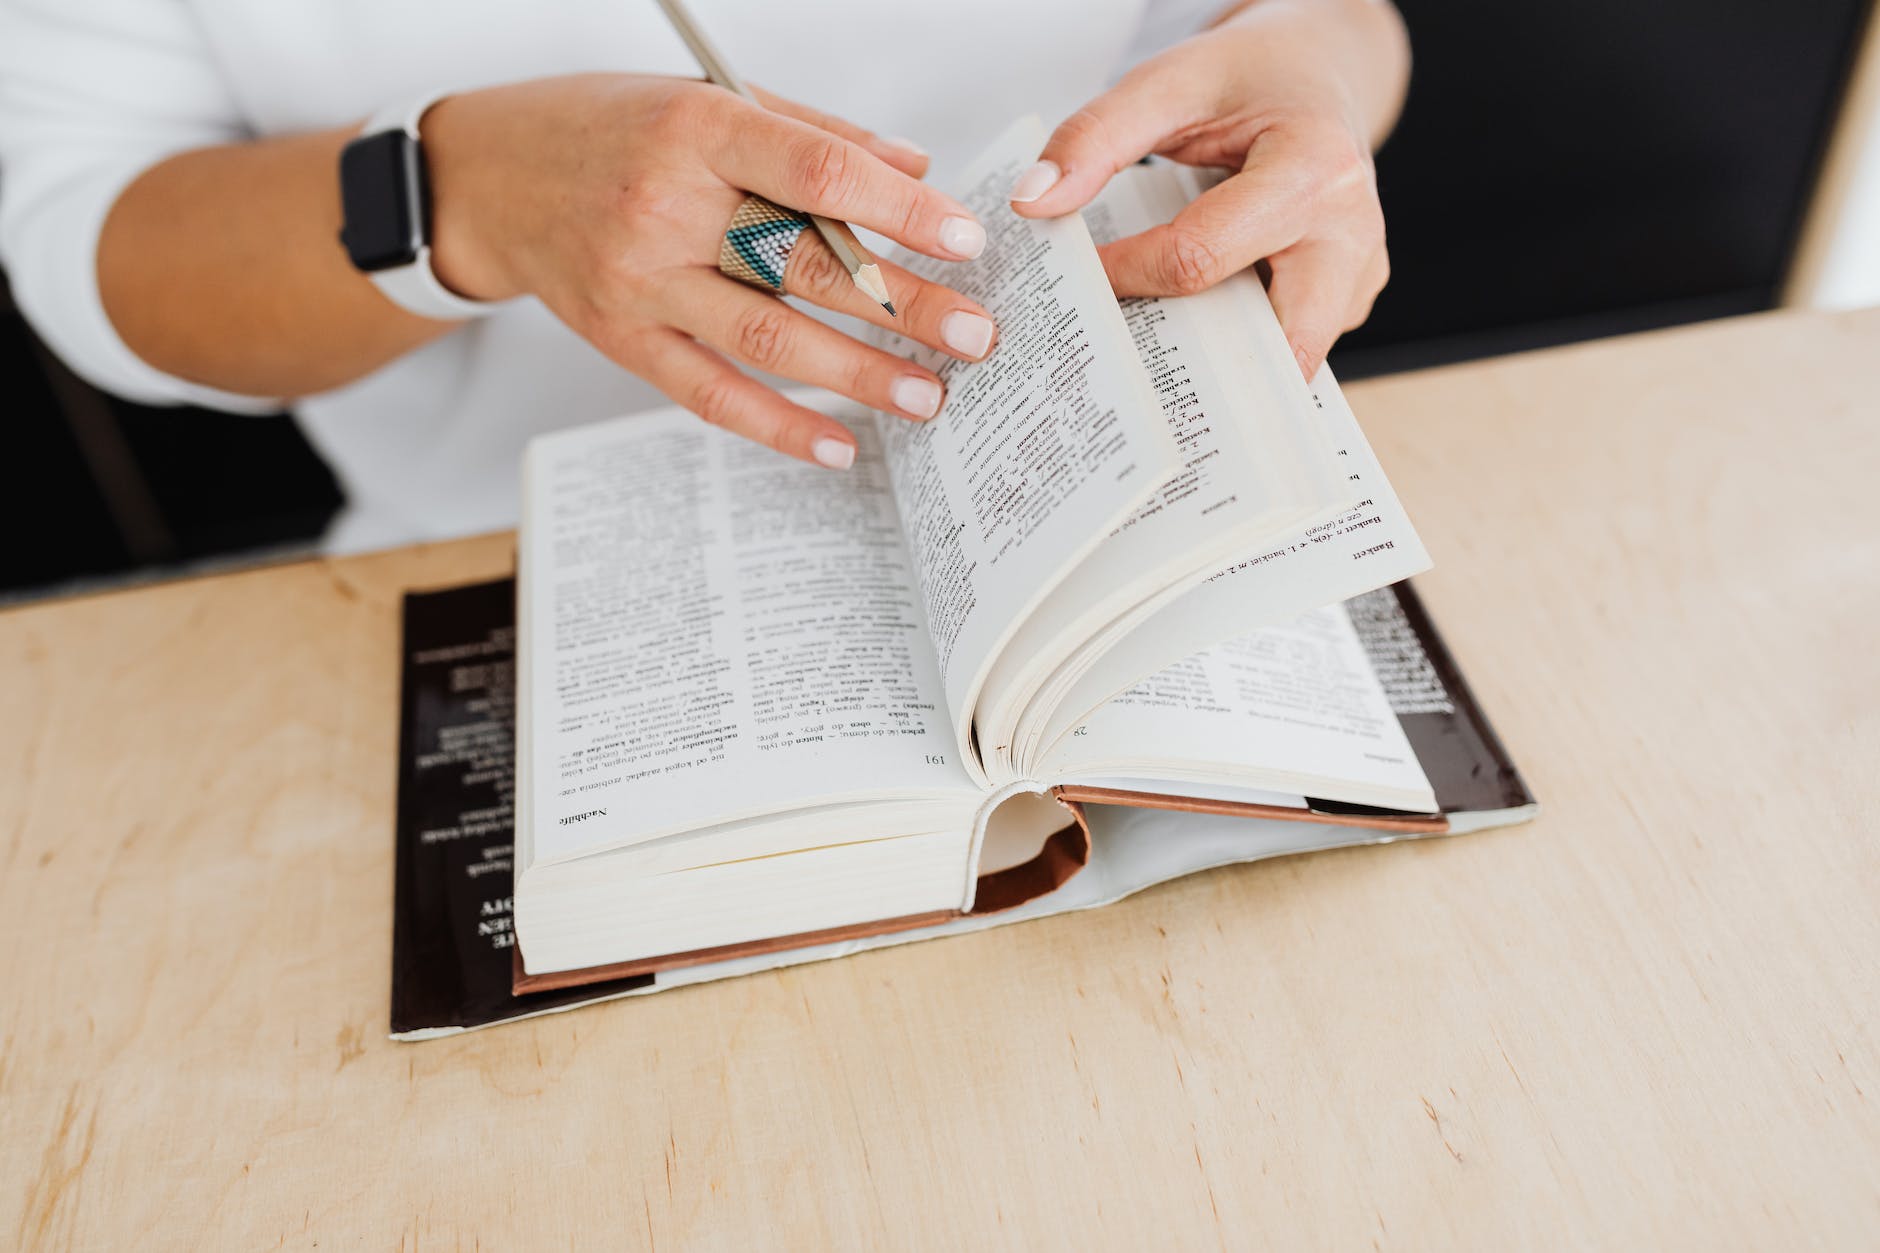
xmin=422 ymin=73 xmax=998 ymax=469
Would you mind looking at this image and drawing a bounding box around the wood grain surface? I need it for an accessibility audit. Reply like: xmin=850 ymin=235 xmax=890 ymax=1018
xmin=4 ymin=307 xmax=1877 ymax=1249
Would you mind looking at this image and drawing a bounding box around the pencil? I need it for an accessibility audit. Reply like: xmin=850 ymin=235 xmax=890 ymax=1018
xmin=655 ymin=0 xmax=897 ymax=316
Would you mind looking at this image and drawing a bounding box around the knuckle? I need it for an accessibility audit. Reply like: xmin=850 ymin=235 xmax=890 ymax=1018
xmin=845 ymin=350 xmax=878 ymax=400
xmin=690 ymin=375 xmax=744 ymax=430
xmin=788 ymin=237 xmax=847 ymax=297
xmin=896 ymin=280 xmax=938 ymax=335
xmin=645 ymin=82 xmax=715 ymax=140
xmin=1343 ymin=257 xmax=1389 ymax=331
xmin=788 ymin=137 xmax=859 ymax=208
xmin=761 ymin=415 xmax=792 ymax=453
xmin=575 ymin=305 xmax=624 ymax=358
xmin=586 ymin=308 xmax=637 ymax=354
xmin=894 ymin=190 xmax=926 ymax=246
xmin=1351 ymin=206 xmax=1387 ymax=253
xmin=732 ymin=303 xmax=796 ymax=370
xmin=1297 ymin=323 xmax=1336 ymax=354
xmin=1053 ymin=107 xmax=1112 ymax=163
xmin=592 ymin=246 xmax=646 ymax=302
xmin=1318 ymin=136 xmax=1375 ymax=196
xmin=1348 ymin=281 xmax=1383 ymax=328
xmin=1161 ymin=227 xmax=1226 ymax=295
xmin=612 ymin=178 xmax=673 ymax=225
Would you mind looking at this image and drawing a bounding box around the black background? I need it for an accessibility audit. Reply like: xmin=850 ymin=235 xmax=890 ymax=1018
xmin=1336 ymin=0 xmax=1873 ymax=376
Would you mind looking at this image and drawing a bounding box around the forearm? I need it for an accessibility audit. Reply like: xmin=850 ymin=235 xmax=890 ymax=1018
xmin=97 ymin=126 xmax=450 ymax=399
xmin=1215 ymin=0 xmax=1411 ymax=146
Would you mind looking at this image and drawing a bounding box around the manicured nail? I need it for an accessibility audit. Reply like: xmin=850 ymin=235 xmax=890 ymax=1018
xmin=883 ymin=135 xmax=929 ymax=160
xmin=812 ymin=437 xmax=855 ymax=470
xmin=1008 ymin=160 xmax=1061 ymax=204
xmin=941 ymin=310 xmax=995 ymax=359
xmin=939 ymin=216 xmax=986 ymax=259
xmin=891 ymin=375 xmax=943 ymax=419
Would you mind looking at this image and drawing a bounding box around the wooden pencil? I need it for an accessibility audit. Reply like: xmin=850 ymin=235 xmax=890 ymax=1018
xmin=655 ymin=0 xmax=897 ymax=315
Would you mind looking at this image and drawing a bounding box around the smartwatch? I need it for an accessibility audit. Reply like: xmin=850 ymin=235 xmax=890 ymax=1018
xmin=338 ymin=94 xmax=503 ymax=320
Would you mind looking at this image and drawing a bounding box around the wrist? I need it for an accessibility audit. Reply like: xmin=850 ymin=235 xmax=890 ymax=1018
xmin=423 ymin=91 xmax=526 ymax=303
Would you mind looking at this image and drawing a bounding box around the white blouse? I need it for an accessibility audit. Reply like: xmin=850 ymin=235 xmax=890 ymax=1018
xmin=0 ymin=0 xmax=1215 ymax=552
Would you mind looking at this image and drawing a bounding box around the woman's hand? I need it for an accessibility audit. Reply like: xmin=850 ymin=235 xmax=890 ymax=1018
xmin=1010 ymin=0 xmax=1409 ymax=379
xmin=425 ymin=74 xmax=999 ymax=468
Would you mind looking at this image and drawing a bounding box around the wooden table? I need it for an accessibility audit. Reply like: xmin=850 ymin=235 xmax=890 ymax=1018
xmin=5 ymin=308 xmax=1877 ymax=1249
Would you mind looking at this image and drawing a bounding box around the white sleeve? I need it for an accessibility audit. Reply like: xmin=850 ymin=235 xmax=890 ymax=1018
xmin=0 ymin=0 xmax=280 ymax=411
xmin=1121 ymin=0 xmax=1221 ymax=66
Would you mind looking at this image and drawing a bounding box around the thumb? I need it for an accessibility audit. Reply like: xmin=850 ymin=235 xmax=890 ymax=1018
xmin=1010 ymin=72 xmax=1199 ymax=218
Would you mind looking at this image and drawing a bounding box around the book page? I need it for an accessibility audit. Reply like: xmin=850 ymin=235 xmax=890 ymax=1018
xmin=1083 ymin=164 xmax=1351 ymax=540
xmin=876 ymin=117 xmax=1180 ymax=765
xmin=1085 ymin=165 xmax=1345 ymax=535
xmin=519 ymin=405 xmax=975 ymax=866
xmin=979 ymin=162 xmax=1355 ymax=761
xmin=1046 ymin=604 xmax=1436 ymax=811
xmin=1034 ymin=363 xmax=1431 ymax=753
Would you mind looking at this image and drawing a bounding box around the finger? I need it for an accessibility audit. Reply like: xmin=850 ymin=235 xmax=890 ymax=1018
xmin=709 ymin=108 xmax=986 ymax=261
xmin=659 ymin=270 xmax=949 ymax=422
xmin=746 ymin=84 xmax=930 ymax=178
xmin=782 ymin=233 xmax=998 ymax=362
xmin=1265 ymin=239 xmax=1377 ymax=380
xmin=1343 ymin=247 xmax=1391 ymax=331
xmin=1098 ymin=150 xmax=1320 ymax=297
xmin=1011 ymin=64 xmax=1209 ymax=218
xmin=634 ymin=327 xmax=862 ymax=470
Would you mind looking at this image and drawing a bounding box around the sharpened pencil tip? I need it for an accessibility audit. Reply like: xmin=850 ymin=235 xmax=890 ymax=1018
xmin=851 ymin=261 xmax=894 ymax=314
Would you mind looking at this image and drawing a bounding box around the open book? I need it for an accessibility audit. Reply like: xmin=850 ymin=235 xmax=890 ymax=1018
xmin=512 ymin=119 xmax=1530 ymax=983
xmin=392 ymin=578 xmax=1531 ymax=1036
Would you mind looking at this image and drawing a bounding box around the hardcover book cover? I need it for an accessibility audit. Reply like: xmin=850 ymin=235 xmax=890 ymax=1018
xmin=390 ymin=579 xmax=652 ymax=1038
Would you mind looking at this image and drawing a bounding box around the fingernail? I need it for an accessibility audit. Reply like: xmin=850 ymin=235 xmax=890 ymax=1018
xmin=883 ymin=135 xmax=929 ymax=160
xmin=939 ymin=216 xmax=986 ymax=259
xmin=812 ymin=437 xmax=855 ymax=470
xmin=941 ymin=310 xmax=995 ymax=359
xmin=891 ymin=375 xmax=943 ymax=419
xmin=1294 ymin=345 xmax=1317 ymax=379
xmin=1008 ymin=160 xmax=1061 ymax=204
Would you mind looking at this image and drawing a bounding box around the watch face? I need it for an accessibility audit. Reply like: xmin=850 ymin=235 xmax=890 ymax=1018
xmin=339 ymin=131 xmax=426 ymax=272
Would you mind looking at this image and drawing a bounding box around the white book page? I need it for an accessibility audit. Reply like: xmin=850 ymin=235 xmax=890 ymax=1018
xmin=1046 ymin=604 xmax=1436 ymax=811
xmin=519 ymin=404 xmax=975 ymax=866
xmin=1081 ymin=163 xmax=1350 ymax=546
xmin=1035 ymin=366 xmax=1432 ymax=752
xmin=876 ymin=117 xmax=1179 ymax=763
xmin=981 ymin=162 xmax=1356 ymax=761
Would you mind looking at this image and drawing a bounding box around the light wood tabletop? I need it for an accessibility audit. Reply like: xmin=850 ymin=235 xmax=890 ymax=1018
xmin=4 ymin=307 xmax=1877 ymax=1250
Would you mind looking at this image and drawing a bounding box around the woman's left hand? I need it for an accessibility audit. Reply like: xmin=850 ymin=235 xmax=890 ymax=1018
xmin=1010 ymin=0 xmax=1410 ymax=379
